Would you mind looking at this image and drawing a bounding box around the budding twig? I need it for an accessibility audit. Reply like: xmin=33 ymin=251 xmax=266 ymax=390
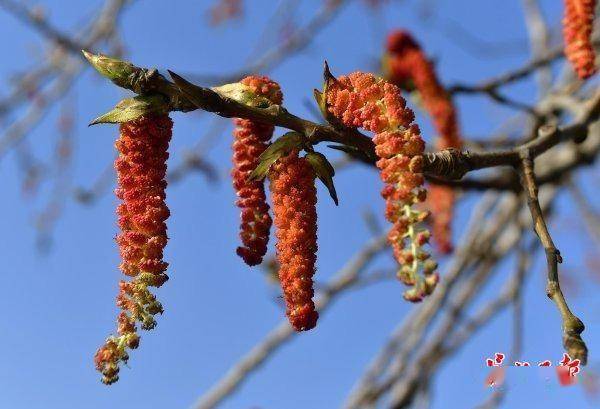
xmin=517 ymin=148 xmax=587 ymax=364
xmin=83 ymin=52 xmax=600 ymax=186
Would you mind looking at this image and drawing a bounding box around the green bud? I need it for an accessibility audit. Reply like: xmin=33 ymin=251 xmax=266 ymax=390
xmin=248 ymin=132 xmax=304 ymax=181
xmin=82 ymin=50 xmax=143 ymax=89
xmin=212 ymin=82 xmax=273 ymax=108
xmin=89 ymin=94 xmax=168 ymax=126
xmin=305 ymin=151 xmax=338 ymax=205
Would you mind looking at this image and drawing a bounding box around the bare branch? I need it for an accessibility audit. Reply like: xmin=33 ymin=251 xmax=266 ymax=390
xmin=193 ymin=0 xmax=351 ymax=84
xmin=0 ymin=58 xmax=82 ymax=157
xmin=447 ymin=39 xmax=599 ymax=96
xmin=80 ymin=54 xmax=600 ymax=185
xmin=517 ymin=148 xmax=587 ymax=363
xmin=0 ymin=0 xmax=87 ymax=53
xmin=345 ymin=193 xmax=522 ymax=408
xmin=567 ymin=179 xmax=600 ymax=247
xmin=193 ymin=234 xmax=388 ymax=409
xmin=520 ymin=0 xmax=552 ymax=94
xmin=472 ymin=245 xmax=530 ymax=409
xmin=0 ymin=0 xmax=134 ymax=157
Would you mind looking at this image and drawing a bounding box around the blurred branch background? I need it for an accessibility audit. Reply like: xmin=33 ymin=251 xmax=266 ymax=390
xmin=0 ymin=1 xmax=599 ymax=408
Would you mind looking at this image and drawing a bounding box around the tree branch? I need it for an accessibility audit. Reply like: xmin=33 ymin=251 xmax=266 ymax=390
xmin=447 ymin=38 xmax=600 ymax=96
xmin=0 ymin=0 xmax=87 ymax=53
xmin=82 ymin=53 xmax=600 ymax=183
xmin=193 ymin=0 xmax=351 ymax=84
xmin=517 ymin=149 xmax=587 ymax=364
xmin=193 ymin=235 xmax=388 ymax=409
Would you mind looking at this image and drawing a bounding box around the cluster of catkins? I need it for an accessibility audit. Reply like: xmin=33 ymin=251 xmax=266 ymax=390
xmin=94 ymin=72 xmax=440 ymax=383
xmin=90 ymin=4 xmax=600 ymax=382
xmin=325 ymin=72 xmax=438 ymax=302
xmin=563 ymin=0 xmax=597 ymax=79
xmin=384 ymin=30 xmax=462 ymax=254
xmin=232 ymin=76 xmax=319 ymax=331
xmin=95 ymin=115 xmax=172 ymax=384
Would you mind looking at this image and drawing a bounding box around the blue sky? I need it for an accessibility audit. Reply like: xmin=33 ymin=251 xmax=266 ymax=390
xmin=0 ymin=1 xmax=599 ymax=408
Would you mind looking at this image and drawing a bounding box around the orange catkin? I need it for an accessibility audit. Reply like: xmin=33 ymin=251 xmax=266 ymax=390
xmin=94 ymin=114 xmax=172 ymax=385
xmin=385 ymin=30 xmax=462 ymax=254
xmin=270 ymin=151 xmax=319 ymax=330
xmin=232 ymin=76 xmax=283 ymax=266
xmin=563 ymin=0 xmax=597 ymax=79
xmin=209 ymin=0 xmax=243 ymax=25
xmin=326 ymin=72 xmax=438 ymax=302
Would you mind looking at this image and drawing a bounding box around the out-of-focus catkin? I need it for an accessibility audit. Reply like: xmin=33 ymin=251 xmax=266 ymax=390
xmin=385 ymin=30 xmax=462 ymax=254
xmin=209 ymin=0 xmax=243 ymax=25
xmin=326 ymin=72 xmax=438 ymax=302
xmin=232 ymin=76 xmax=283 ymax=266
xmin=269 ymin=151 xmax=319 ymax=330
xmin=94 ymin=114 xmax=172 ymax=385
xmin=563 ymin=0 xmax=597 ymax=79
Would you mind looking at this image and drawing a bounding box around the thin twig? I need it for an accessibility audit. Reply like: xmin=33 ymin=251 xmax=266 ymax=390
xmin=192 ymin=0 xmax=351 ymax=84
xmin=387 ymin=213 xmax=546 ymax=407
xmin=0 ymin=0 xmax=87 ymax=53
xmin=80 ymin=53 xmax=600 ymax=182
xmin=193 ymin=234 xmax=388 ymax=409
xmin=520 ymin=0 xmax=552 ymax=94
xmin=345 ymin=193 xmax=520 ymax=408
xmin=0 ymin=0 xmax=134 ymax=157
xmin=447 ymin=38 xmax=600 ymax=96
xmin=567 ymin=179 xmax=600 ymax=247
xmin=517 ymin=148 xmax=587 ymax=363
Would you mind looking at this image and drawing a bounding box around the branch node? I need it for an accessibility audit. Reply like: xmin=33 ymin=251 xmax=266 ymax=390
xmin=518 ymin=149 xmax=587 ymax=365
xmin=423 ymin=148 xmax=472 ymax=180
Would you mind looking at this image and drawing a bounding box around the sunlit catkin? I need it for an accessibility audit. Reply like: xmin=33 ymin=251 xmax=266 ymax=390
xmin=269 ymin=151 xmax=319 ymax=329
xmin=95 ymin=114 xmax=172 ymax=384
xmin=232 ymin=76 xmax=283 ymax=266
xmin=563 ymin=0 xmax=597 ymax=79
xmin=326 ymin=72 xmax=438 ymax=302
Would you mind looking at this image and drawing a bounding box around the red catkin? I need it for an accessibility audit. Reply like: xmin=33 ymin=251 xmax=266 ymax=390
xmin=232 ymin=76 xmax=283 ymax=266
xmin=563 ymin=0 xmax=597 ymax=80
xmin=209 ymin=0 xmax=243 ymax=25
xmin=270 ymin=151 xmax=319 ymax=330
xmin=385 ymin=30 xmax=462 ymax=254
xmin=326 ymin=72 xmax=438 ymax=302
xmin=94 ymin=114 xmax=172 ymax=385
